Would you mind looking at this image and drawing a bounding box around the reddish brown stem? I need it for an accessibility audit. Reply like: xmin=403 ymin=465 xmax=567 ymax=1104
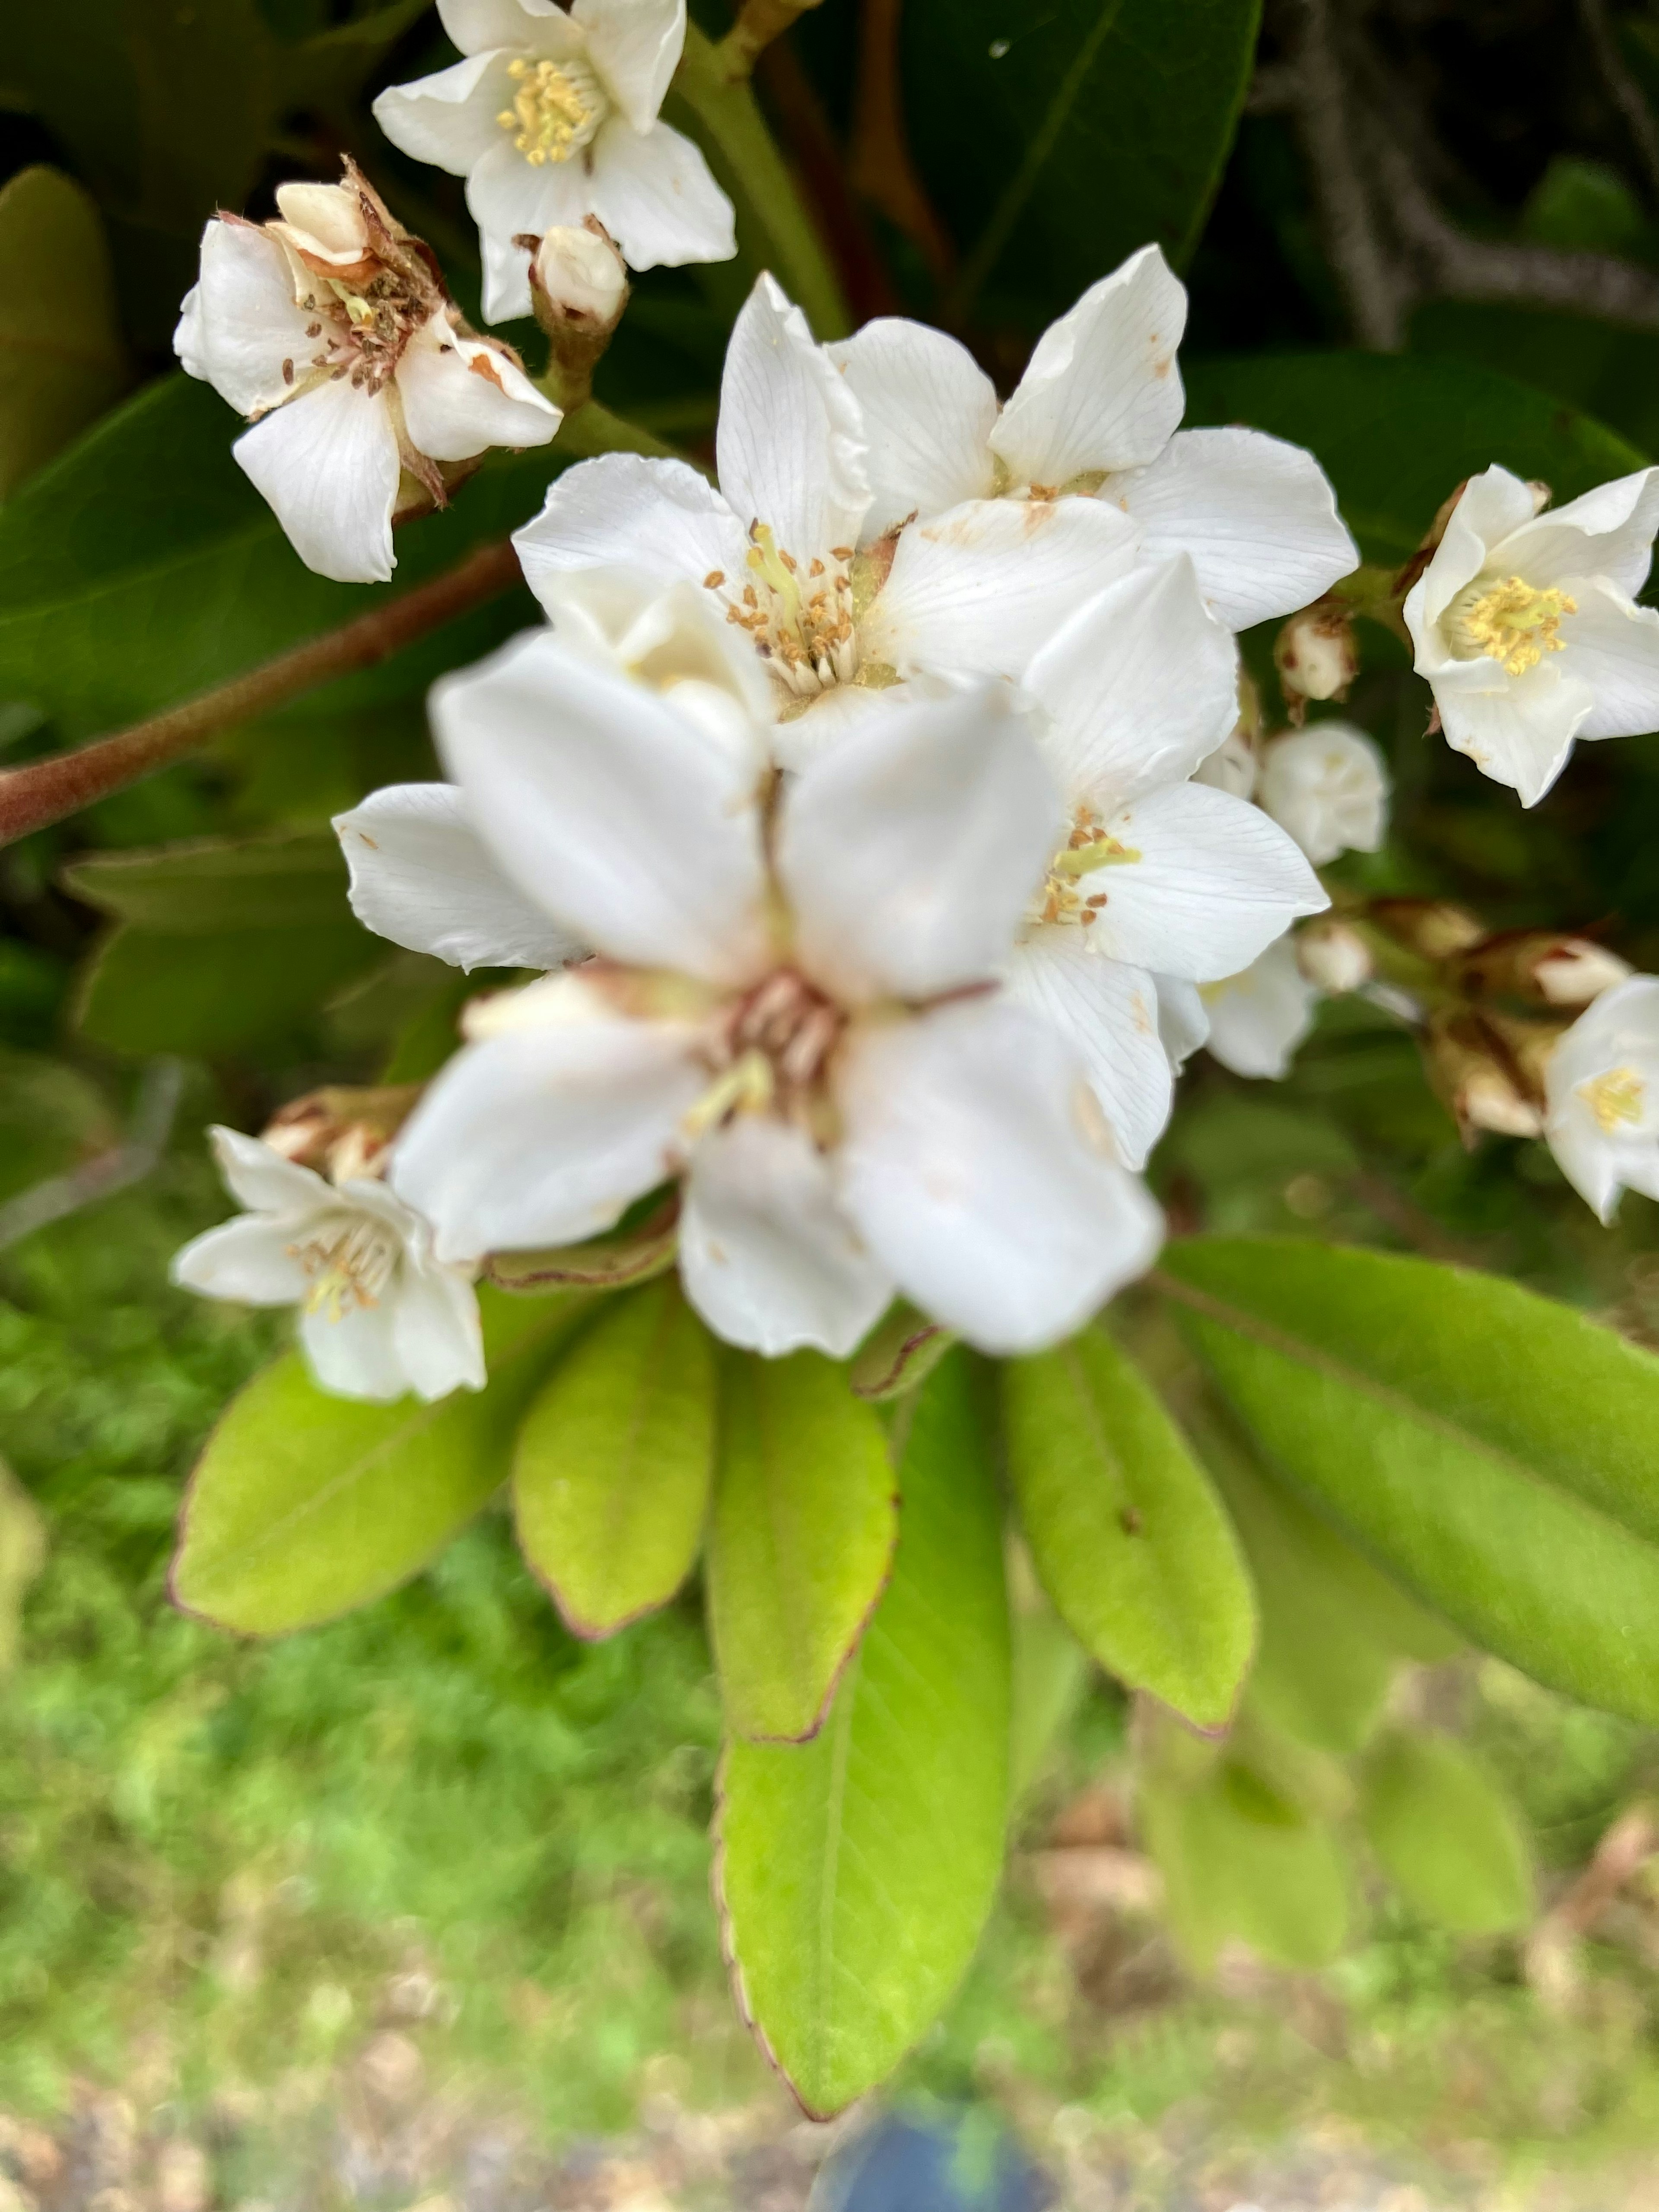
xmin=0 ymin=537 xmax=524 ymax=850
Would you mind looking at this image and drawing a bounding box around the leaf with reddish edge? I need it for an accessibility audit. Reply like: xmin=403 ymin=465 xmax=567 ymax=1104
xmin=485 ymin=1198 xmax=680 ymax=1294
xmin=512 ymin=1277 xmax=717 ymax=1639
xmin=705 ymin=1348 xmax=896 ymax=1744
xmin=849 ymin=1299 xmax=955 ymax=1402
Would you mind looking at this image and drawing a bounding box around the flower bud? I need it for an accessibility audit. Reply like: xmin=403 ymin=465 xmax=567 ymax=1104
xmin=1193 ymin=722 xmax=1258 ymax=800
xmin=532 ymin=223 xmax=629 ymax=328
xmin=1370 ymin=898 xmax=1485 ymax=962
xmin=1258 ymin=722 xmax=1388 ymax=866
xmin=1427 ymin=1009 xmax=1548 ymax=1143
xmin=1296 ymin=918 xmax=1373 ymax=995
xmin=261 ymin=1084 xmax=423 ymax=1183
xmin=1274 ymin=604 xmax=1358 ymax=718
xmin=1532 ymin=938 xmax=1631 ymax=1007
xmin=1450 ymin=929 xmax=1632 ymax=1010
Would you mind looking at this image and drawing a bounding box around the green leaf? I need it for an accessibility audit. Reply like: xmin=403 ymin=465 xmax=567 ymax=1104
xmin=0 ymin=1046 xmax=116 ymax=1204
xmin=278 ymin=0 xmax=434 ymax=111
xmin=715 ymin=1353 xmax=1010 ymax=2116
xmin=1359 ymin=1732 xmax=1534 ymax=1935
xmin=1008 ymin=1573 xmax=1090 ymax=1801
xmin=705 ymin=1350 xmax=896 ymax=1743
xmin=0 ymin=166 xmax=127 ymax=499
xmin=486 ymin=1199 xmax=680 ymax=1294
xmin=512 ymin=1278 xmax=717 ymax=1638
xmin=0 ymin=1458 xmax=47 ymax=1674
xmin=1001 ymin=1326 xmax=1254 ymax=1728
xmin=1141 ymin=1758 xmax=1351 ymax=1973
xmin=0 ymin=373 xmax=550 ymax=744
xmin=1162 ymin=1238 xmax=1659 ymax=1723
xmin=847 ymin=1300 xmax=954 ymax=1402
xmin=173 ymin=1287 xmax=590 ymax=1636
xmin=1184 ymin=353 xmax=1648 ymax=571
xmin=906 ymin=0 xmax=1262 ymax=315
xmin=63 ymin=831 xmax=352 ymax=931
xmin=76 ymin=924 xmax=382 ymax=1057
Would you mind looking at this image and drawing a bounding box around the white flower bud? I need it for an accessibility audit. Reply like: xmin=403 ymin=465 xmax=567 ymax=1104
xmin=1533 ymin=939 xmax=1634 ymax=1007
xmin=533 ymin=224 xmax=628 ymax=327
xmin=1192 ymin=723 xmax=1258 ymax=800
xmin=1296 ymin=919 xmax=1372 ymax=995
xmin=1274 ymin=605 xmax=1358 ymax=707
xmin=1258 ymin=723 xmax=1389 ymax=867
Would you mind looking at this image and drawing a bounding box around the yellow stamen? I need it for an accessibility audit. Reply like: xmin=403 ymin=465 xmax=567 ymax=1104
xmin=1578 ymin=1065 xmax=1646 ymax=1132
xmin=288 ymin=1218 xmax=396 ymax=1322
xmin=496 ymin=56 xmax=604 ymax=165
xmin=1451 ymin=575 xmax=1578 ymax=677
xmin=682 ymin=1049 xmax=775 ymax=1140
xmin=1032 ymin=807 xmax=1141 ymax=929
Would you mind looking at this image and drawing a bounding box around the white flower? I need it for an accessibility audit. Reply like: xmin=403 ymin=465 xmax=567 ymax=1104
xmin=826 ymin=244 xmax=1358 ymax=632
xmin=372 ymin=0 xmax=734 ymax=324
xmin=1544 ymin=976 xmax=1659 ymax=1221
xmin=1257 ymin=721 xmax=1389 ymax=866
xmin=534 ymin=221 xmax=628 ymax=323
xmin=513 ymin=273 xmax=1159 ymax=764
xmin=1005 ymin=560 xmax=1328 ymax=1167
xmin=1192 ymin=721 xmax=1259 ymax=799
xmin=1198 ymin=938 xmax=1319 ymax=1080
xmin=335 ymin=572 xmax=769 ymax=966
xmin=381 ymin=633 xmax=1163 ymax=1358
xmin=175 ymin=171 xmax=559 ymax=583
xmin=172 ymin=1128 xmax=484 ymax=1402
xmin=1402 ymin=463 xmax=1659 ymax=807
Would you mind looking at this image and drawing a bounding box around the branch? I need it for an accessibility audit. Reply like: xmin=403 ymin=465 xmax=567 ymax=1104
xmin=1578 ymin=0 xmax=1659 ymax=207
xmin=0 ymin=539 xmax=524 ymax=850
xmin=0 ymin=1058 xmax=184 ymax=1252
xmin=715 ymin=0 xmax=826 ymax=80
xmin=1288 ymin=0 xmax=1410 ymax=348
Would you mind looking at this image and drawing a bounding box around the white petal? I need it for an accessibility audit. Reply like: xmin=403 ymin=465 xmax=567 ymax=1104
xmin=1435 ymin=663 xmax=1595 ymax=807
xmin=174 ymin=220 xmax=315 ymax=417
xmin=574 ymin=0 xmax=684 ymax=133
xmin=679 ymin=1115 xmax=891 ymax=1357
xmin=234 ymin=379 xmax=401 ymax=584
xmin=1023 ymin=556 xmax=1239 ymax=809
xmin=395 ymin=317 xmax=560 ymax=460
xmin=865 ymin=495 xmax=1141 ymax=684
xmin=543 ymin=572 xmax=774 ymax=741
xmin=1546 ymin=1116 xmax=1622 ymax=1222
xmin=514 ymin=452 xmax=746 ymax=609
xmin=1201 ymin=939 xmax=1316 ymax=1079
xmin=1413 ymin=466 xmax=1541 ymax=633
xmin=468 ymin=134 xmax=594 ymax=322
xmin=1155 ymin=973 xmax=1209 ymax=1067
xmin=431 ymin=629 xmax=769 ymax=984
xmin=1257 ymin=722 xmax=1389 ymax=866
xmin=825 ymin=318 xmax=999 ymax=541
xmin=585 ymin=118 xmax=736 ymax=269
xmin=208 ymin=1126 xmax=332 ymax=1215
xmin=1192 ymin=724 xmax=1258 ymax=799
xmin=990 ymin=246 xmax=1187 ymax=487
xmin=716 ymin=273 xmax=869 ymax=559
xmin=440 ymin=0 xmax=577 ymax=54
xmin=390 ymin=1265 xmax=488 ymax=1397
xmin=778 ymin=683 xmax=1062 ymax=1004
xmin=334 ymin=782 xmax=581 ymax=971
xmin=171 ymin=1216 xmax=313 ymax=1305
xmin=300 ymin=1300 xmax=409 ymax=1401
xmin=1559 ymin=578 xmax=1659 ymax=740
xmin=1007 ymin=939 xmax=1173 ymax=1171
xmin=766 ymin=677 xmax=897 ymax=770
xmin=1079 ymin=781 xmax=1328 ymax=982
xmin=391 ymin=1008 xmax=705 ymax=1260
xmin=1500 ymin=467 xmax=1659 ymax=599
xmin=1108 ymin=426 xmax=1358 ymax=632
xmin=370 ymin=51 xmax=512 ymax=174
xmin=834 ymin=997 xmax=1164 ymax=1354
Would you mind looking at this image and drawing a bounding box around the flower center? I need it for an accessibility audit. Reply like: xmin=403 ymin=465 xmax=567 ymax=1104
xmin=1033 ymin=804 xmax=1141 ymax=930
xmin=705 ymin=525 xmax=858 ymax=699
xmin=684 ymin=969 xmax=845 ymax=1138
xmin=288 ymin=1217 xmax=398 ymax=1322
xmin=1448 ymin=575 xmax=1578 ymax=677
xmin=497 ymin=56 xmax=607 ymax=165
xmin=1577 ymin=1065 xmax=1646 ymax=1133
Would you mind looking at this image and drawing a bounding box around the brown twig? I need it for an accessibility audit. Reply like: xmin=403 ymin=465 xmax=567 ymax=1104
xmin=0 ymin=538 xmax=524 ymax=850
xmin=1577 ymin=0 xmax=1659 ymax=207
xmin=849 ymin=0 xmax=955 ymax=288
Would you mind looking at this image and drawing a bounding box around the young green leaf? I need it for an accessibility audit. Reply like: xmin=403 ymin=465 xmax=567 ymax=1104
xmin=486 ymin=1200 xmax=680 ymax=1294
xmin=1359 ymin=1732 xmax=1535 ymax=1935
xmin=63 ymin=833 xmax=352 ymax=932
xmin=1162 ymin=1238 xmax=1659 ymax=1722
xmin=848 ymin=1300 xmax=954 ymax=1402
xmin=716 ymin=1353 xmax=1010 ymax=2117
xmin=172 ymin=1287 xmax=589 ymax=1637
xmin=0 ymin=165 xmax=127 ymax=497
xmin=1002 ymin=1326 xmax=1255 ymax=1729
xmin=513 ymin=1278 xmax=717 ymax=1639
xmin=704 ymin=1349 xmax=896 ymax=1743
xmin=75 ymin=921 xmax=384 ymax=1057
xmin=1141 ymin=1759 xmax=1351 ymax=1974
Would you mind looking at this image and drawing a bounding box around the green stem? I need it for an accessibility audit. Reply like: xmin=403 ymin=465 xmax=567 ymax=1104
xmin=673 ymin=25 xmax=851 ymax=339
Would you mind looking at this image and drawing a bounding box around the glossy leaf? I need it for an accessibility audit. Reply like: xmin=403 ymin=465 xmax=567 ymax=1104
xmin=1359 ymin=1731 xmax=1534 ymax=1936
xmin=513 ymin=1278 xmax=717 ymax=1638
xmin=76 ymin=921 xmax=383 ymax=1057
xmin=1163 ymin=1238 xmax=1659 ymax=1722
xmin=1002 ymin=1327 xmax=1254 ymax=1728
xmin=848 ymin=1300 xmax=954 ymax=1402
xmin=705 ymin=1350 xmax=896 ymax=1743
xmin=716 ymin=1354 xmax=1010 ymax=2116
xmin=0 ymin=374 xmax=549 ymax=742
xmin=1185 ymin=353 xmax=1648 ymax=570
xmin=1141 ymin=1759 xmax=1351 ymax=1973
xmin=906 ymin=0 xmax=1262 ymax=311
xmin=173 ymin=1287 xmax=590 ymax=1636
xmin=64 ymin=832 xmax=351 ymax=931
xmin=0 ymin=165 xmax=127 ymax=498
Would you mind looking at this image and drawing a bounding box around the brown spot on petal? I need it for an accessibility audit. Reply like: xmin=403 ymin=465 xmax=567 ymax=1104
xmin=468 ymin=352 xmax=507 ymax=390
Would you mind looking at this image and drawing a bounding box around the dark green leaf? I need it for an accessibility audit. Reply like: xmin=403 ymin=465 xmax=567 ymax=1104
xmin=1002 ymin=1326 xmax=1254 ymax=1728
xmin=278 ymin=0 xmax=434 ymax=111
xmin=716 ymin=1354 xmax=1010 ymax=2116
xmin=1162 ymin=1238 xmax=1659 ymax=1723
xmin=1360 ymin=1731 xmax=1534 ymax=1935
xmin=75 ymin=922 xmax=382 ymax=1056
xmin=1184 ymin=353 xmax=1648 ymax=570
xmin=172 ymin=1287 xmax=589 ymax=1636
xmin=63 ymin=831 xmax=350 ymax=931
xmin=512 ymin=1278 xmax=716 ymax=1638
xmin=705 ymin=1350 xmax=896 ymax=1743
xmin=906 ymin=0 xmax=1262 ymax=315
xmin=0 ymin=165 xmax=127 ymax=498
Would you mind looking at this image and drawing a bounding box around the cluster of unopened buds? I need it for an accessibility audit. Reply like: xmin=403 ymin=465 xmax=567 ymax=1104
xmin=167 ymin=0 xmax=1659 ymax=1403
